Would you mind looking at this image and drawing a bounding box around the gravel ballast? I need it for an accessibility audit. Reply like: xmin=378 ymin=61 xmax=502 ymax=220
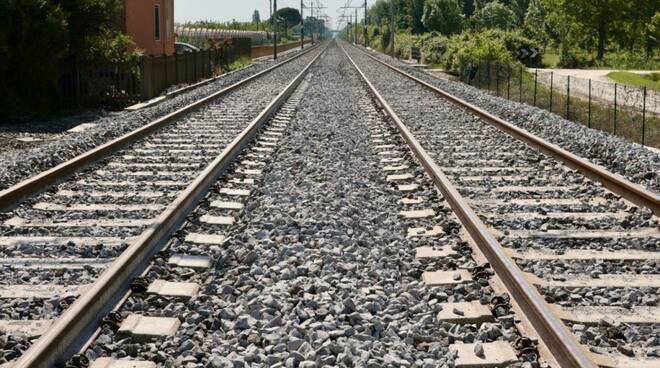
xmin=80 ymin=43 xmax=537 ymax=368
xmin=361 ymin=47 xmax=659 ymax=193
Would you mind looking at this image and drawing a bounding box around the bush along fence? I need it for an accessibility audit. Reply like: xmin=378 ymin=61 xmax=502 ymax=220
xmin=60 ymin=38 xmax=252 ymax=110
xmin=460 ymin=62 xmax=659 ymax=148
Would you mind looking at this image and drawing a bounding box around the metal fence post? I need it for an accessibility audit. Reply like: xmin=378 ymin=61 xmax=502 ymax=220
xmin=642 ymin=86 xmax=647 ymax=146
xmin=613 ymin=83 xmax=618 ymax=135
xmin=519 ymin=66 xmax=523 ymax=102
xmin=549 ymin=72 xmax=554 ymax=113
xmin=507 ymin=65 xmax=511 ymax=99
xmin=487 ymin=60 xmax=491 ymax=92
xmin=567 ymin=76 xmax=570 ymax=120
xmin=496 ymin=64 xmax=500 ymax=96
xmin=588 ymin=79 xmax=592 ymax=128
xmin=533 ymin=69 xmax=538 ymax=106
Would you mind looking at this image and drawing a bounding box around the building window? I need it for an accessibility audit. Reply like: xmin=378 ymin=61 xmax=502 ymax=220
xmin=154 ymin=5 xmax=161 ymax=41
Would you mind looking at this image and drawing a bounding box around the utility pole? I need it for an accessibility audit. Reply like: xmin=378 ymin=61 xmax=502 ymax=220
xmin=341 ymin=5 xmax=363 ymax=46
xmin=338 ymin=15 xmax=352 ymax=42
xmin=364 ymin=0 xmax=368 ymax=48
xmin=354 ymin=8 xmax=358 ymax=45
xmin=273 ymin=0 xmax=278 ymax=59
xmin=390 ymin=0 xmax=394 ymax=58
xmin=308 ymin=1 xmax=327 ymax=43
xmin=300 ymin=0 xmax=304 ymax=49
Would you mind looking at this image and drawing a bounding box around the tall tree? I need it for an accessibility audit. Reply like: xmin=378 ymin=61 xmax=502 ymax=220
xmin=463 ymin=0 xmax=475 ymax=18
xmin=55 ymin=0 xmax=126 ymax=63
xmin=252 ymin=10 xmax=261 ymax=24
xmin=510 ymin=0 xmax=530 ymax=26
xmin=423 ymin=0 xmax=464 ymax=35
xmin=472 ymin=1 xmax=516 ymax=30
xmin=271 ymin=7 xmax=301 ymax=38
xmin=523 ymin=0 xmax=546 ymax=45
xmin=562 ymin=0 xmax=625 ymax=60
xmin=410 ymin=0 xmax=427 ymax=34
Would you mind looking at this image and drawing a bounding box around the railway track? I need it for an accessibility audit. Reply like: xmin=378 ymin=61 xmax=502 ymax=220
xmin=0 ymin=38 xmax=657 ymax=368
xmin=0 ymin=42 xmax=327 ymax=367
xmin=72 ymin=41 xmax=540 ymax=368
xmin=341 ymin=41 xmax=659 ymax=367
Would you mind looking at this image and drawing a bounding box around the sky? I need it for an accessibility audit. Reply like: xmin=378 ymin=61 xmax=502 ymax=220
xmin=174 ymin=0 xmax=368 ymax=30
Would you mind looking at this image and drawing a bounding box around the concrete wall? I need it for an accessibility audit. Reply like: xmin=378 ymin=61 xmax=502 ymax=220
xmin=125 ymin=0 xmax=174 ymax=55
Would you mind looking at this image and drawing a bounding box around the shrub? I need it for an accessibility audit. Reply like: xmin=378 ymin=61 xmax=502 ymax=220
xmin=558 ymin=47 xmax=594 ymax=68
xmin=442 ymin=29 xmax=536 ymax=72
xmin=599 ymin=51 xmax=660 ymax=70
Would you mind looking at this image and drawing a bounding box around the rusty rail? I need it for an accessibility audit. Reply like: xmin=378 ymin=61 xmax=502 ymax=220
xmin=340 ymin=42 xmax=597 ymax=368
xmin=0 ymin=43 xmax=321 ymax=213
xmin=12 ymin=42 xmax=329 ymax=368
xmin=353 ymin=45 xmax=660 ymax=217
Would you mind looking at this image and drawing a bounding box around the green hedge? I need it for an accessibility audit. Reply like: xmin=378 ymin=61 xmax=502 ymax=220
xmin=368 ymin=28 xmax=538 ymax=73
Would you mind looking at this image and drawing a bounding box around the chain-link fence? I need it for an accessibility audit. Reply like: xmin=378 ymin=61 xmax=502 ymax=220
xmin=461 ymin=62 xmax=659 ymax=148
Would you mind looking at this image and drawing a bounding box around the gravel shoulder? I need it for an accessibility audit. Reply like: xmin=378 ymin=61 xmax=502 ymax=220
xmin=362 ymin=47 xmax=660 ymax=193
xmin=0 ymin=47 xmax=316 ymax=192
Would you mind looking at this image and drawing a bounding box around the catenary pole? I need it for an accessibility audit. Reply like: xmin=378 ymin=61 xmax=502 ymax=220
xmin=301 ymin=0 xmax=304 ymax=49
xmin=273 ymin=0 xmax=278 ymax=59
xmin=364 ymin=0 xmax=368 ymax=48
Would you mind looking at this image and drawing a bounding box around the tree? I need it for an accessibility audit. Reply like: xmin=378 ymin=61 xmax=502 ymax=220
xmin=271 ymin=7 xmax=301 ymax=38
xmin=410 ymin=0 xmax=427 ymax=34
xmin=562 ymin=0 xmax=626 ymax=60
xmin=472 ymin=1 xmax=516 ymax=30
xmin=423 ymin=0 xmax=464 ymax=36
xmin=55 ymin=0 xmax=128 ymax=63
xmin=523 ymin=0 xmax=546 ymax=45
xmin=0 ymin=0 xmax=68 ymax=116
xmin=253 ymin=10 xmax=261 ymax=24
xmin=649 ymin=12 xmax=660 ymax=57
xmin=510 ymin=0 xmax=530 ymax=26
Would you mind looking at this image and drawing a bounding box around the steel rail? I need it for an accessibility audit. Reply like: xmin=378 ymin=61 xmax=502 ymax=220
xmin=0 ymin=42 xmax=322 ymax=213
xmin=351 ymin=45 xmax=660 ymax=217
xmin=340 ymin=42 xmax=596 ymax=368
xmin=13 ymin=41 xmax=330 ymax=368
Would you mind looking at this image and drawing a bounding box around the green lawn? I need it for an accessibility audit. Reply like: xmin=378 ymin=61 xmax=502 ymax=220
xmin=542 ymin=51 xmax=560 ymax=68
xmin=607 ymin=71 xmax=660 ymax=91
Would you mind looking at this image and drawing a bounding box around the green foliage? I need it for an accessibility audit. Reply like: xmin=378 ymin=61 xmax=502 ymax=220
xmin=443 ymin=29 xmax=530 ymax=71
xmin=0 ymin=0 xmax=69 ymax=116
xmin=0 ymin=0 xmax=135 ymax=118
xmin=271 ymin=7 xmax=301 ymax=28
xmin=649 ymin=12 xmax=660 ymax=51
xmin=365 ymin=0 xmax=659 ymax=69
xmin=510 ymin=0 xmax=530 ymax=26
xmin=558 ymin=46 xmax=593 ymax=68
xmin=422 ymin=0 xmax=464 ymax=35
xmin=472 ymin=1 xmax=517 ymax=31
xmin=598 ymin=51 xmax=660 ymax=70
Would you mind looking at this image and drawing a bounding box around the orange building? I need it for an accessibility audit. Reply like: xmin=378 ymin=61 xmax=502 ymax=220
xmin=123 ymin=0 xmax=175 ymax=56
